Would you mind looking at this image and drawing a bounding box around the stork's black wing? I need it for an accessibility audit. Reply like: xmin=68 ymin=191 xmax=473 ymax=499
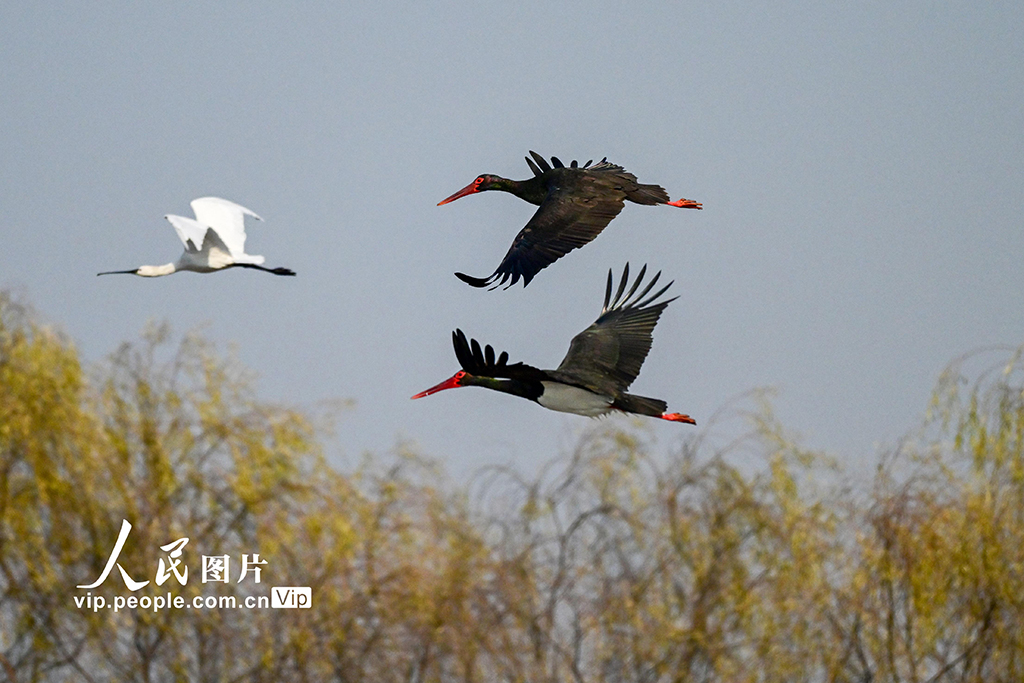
xmin=456 ymin=155 xmax=635 ymax=289
xmin=553 ymin=264 xmax=677 ymax=395
xmin=524 ymin=150 xmax=594 ymax=176
xmin=452 ymin=329 xmax=546 ymax=382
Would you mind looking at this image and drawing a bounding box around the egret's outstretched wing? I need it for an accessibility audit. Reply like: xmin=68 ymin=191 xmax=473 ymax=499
xmin=190 ymin=196 xmax=262 ymax=258
xmin=165 ymin=214 xmax=209 ymax=252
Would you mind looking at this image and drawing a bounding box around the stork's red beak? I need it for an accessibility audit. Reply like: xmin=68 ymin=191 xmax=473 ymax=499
xmin=411 ymin=373 xmax=462 ymax=399
xmin=437 ymin=181 xmax=480 ymax=206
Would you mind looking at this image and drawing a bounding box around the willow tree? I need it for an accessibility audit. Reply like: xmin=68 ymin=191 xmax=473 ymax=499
xmin=840 ymin=349 xmax=1024 ymax=683
xmin=0 ymin=295 xmax=506 ymax=682
xmin=3 ymin=289 xmax=1024 ymax=682
xmin=0 ymin=295 xmax=331 ymax=680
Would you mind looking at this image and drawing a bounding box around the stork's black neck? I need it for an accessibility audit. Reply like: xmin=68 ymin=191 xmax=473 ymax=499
xmin=463 ymin=375 xmax=544 ymax=403
xmin=486 ymin=175 xmax=550 ymax=206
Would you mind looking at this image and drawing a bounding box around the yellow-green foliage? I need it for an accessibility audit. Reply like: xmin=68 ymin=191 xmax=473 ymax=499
xmin=0 ymin=292 xmax=1021 ymax=682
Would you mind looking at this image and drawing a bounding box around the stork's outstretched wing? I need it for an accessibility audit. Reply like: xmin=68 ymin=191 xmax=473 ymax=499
xmin=455 ymin=152 xmax=688 ymax=289
xmin=451 ymin=329 xmax=546 ymax=382
xmin=554 ymin=264 xmax=677 ymax=395
xmin=456 ymin=158 xmax=627 ymax=289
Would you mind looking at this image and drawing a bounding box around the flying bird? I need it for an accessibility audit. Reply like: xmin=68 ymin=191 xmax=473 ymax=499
xmin=438 ymin=151 xmax=702 ymax=289
xmin=412 ymin=263 xmax=695 ymax=424
xmin=98 ymin=197 xmax=296 ymax=278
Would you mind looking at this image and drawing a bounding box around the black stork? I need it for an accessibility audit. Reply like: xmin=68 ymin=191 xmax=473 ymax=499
xmin=411 ymin=264 xmax=696 ymax=424
xmin=438 ymin=151 xmax=702 ymax=289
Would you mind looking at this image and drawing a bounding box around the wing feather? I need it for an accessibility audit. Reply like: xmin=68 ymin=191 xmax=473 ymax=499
xmin=189 ymin=196 xmax=262 ymax=259
xmin=164 ymin=214 xmax=209 ymax=251
xmin=451 ymin=329 xmax=545 ymax=381
xmin=555 ymin=264 xmax=678 ymax=394
xmin=456 ymin=170 xmax=627 ymax=288
xmin=528 ymin=150 xmax=552 ymax=173
xmin=525 ymin=155 xmax=543 ymax=177
xmin=457 ymin=153 xmax=676 ymax=289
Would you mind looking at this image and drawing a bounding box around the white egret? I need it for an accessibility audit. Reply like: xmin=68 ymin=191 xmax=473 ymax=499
xmin=98 ymin=197 xmax=295 ymax=277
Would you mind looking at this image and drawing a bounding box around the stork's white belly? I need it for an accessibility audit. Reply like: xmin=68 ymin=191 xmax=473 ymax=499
xmin=537 ymin=382 xmax=613 ymax=416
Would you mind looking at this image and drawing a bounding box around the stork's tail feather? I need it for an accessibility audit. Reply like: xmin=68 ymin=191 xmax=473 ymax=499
xmin=614 ymin=393 xmax=668 ymax=417
xmin=615 ymin=394 xmax=696 ymax=424
xmin=627 ymin=183 xmax=672 ymax=205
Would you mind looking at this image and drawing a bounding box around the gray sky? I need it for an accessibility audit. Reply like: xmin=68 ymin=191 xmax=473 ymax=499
xmin=2 ymin=3 xmax=1022 ymax=476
